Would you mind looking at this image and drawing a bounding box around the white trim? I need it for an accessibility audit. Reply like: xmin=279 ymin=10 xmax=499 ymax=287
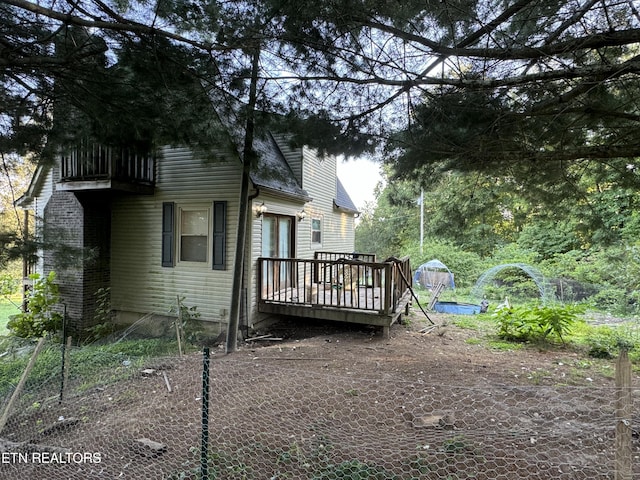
xmin=177 ymin=204 xmax=211 ymax=264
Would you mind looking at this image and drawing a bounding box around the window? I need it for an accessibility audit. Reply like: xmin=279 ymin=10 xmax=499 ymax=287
xmin=161 ymin=201 xmax=226 ymax=268
xmin=180 ymin=208 xmax=209 ymax=262
xmin=311 ymin=217 xmax=322 ymax=244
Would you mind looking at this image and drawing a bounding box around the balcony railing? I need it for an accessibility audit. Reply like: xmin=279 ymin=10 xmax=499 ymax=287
xmin=60 ymin=142 xmax=154 ymax=185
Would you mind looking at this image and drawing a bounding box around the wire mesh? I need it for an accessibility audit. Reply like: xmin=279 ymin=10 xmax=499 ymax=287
xmin=0 ymin=334 xmax=636 ymax=480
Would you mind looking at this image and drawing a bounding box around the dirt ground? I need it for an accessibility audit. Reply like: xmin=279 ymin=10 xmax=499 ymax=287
xmin=1 ymin=312 xmax=638 ymax=480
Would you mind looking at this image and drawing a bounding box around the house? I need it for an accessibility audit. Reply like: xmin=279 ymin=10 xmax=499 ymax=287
xmin=16 ymin=131 xmax=383 ymax=337
xmin=18 ymin=129 xmax=413 ymax=341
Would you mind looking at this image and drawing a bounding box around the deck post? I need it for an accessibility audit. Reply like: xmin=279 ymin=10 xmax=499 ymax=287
xmin=383 ymin=262 xmax=392 ymax=313
xmin=615 ymin=348 xmax=633 ymax=480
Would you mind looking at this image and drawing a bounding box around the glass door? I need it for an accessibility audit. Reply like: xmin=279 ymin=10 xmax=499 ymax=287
xmin=261 ymin=215 xmax=294 ymax=296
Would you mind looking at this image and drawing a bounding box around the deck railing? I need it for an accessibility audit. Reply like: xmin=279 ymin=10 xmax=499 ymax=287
xmin=60 ymin=141 xmax=154 ymax=184
xmin=258 ymin=255 xmax=411 ymax=315
xmin=313 ymin=251 xmax=377 ymax=263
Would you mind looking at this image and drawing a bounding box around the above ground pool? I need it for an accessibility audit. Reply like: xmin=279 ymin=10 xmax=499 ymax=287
xmin=433 ymin=301 xmax=481 ymax=315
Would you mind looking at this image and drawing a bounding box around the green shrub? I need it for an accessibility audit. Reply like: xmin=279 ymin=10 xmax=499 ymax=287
xmin=0 ymin=273 xmax=19 ymax=298
xmin=584 ymin=327 xmax=619 ymax=359
xmin=579 ymin=324 xmax=638 ymax=359
xmin=590 ymin=287 xmax=637 ymax=315
xmin=8 ymin=272 xmax=62 ymax=338
xmin=494 ymin=302 xmax=584 ymax=344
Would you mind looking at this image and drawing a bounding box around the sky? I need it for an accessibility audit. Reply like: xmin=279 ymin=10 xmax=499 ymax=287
xmin=336 ymin=157 xmax=384 ymax=211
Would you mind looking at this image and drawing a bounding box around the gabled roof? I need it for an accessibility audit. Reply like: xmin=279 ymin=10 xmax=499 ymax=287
xmin=334 ymin=178 xmax=359 ymax=214
xmin=250 ymin=132 xmax=311 ymax=201
xmin=15 ymin=163 xmax=48 ymax=208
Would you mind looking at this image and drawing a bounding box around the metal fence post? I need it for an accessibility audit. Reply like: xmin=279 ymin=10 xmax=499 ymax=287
xmin=59 ymin=304 xmax=67 ymax=404
xmin=201 ymin=347 xmax=210 ymax=480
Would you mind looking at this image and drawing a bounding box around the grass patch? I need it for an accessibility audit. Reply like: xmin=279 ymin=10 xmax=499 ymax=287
xmin=0 ymin=337 xmax=183 ymax=398
xmin=563 ymin=316 xmax=640 ymax=361
xmin=451 ymin=314 xmax=494 ymax=332
xmin=487 ymin=339 xmax=523 ymax=351
xmin=0 ymin=297 xmax=20 ymax=336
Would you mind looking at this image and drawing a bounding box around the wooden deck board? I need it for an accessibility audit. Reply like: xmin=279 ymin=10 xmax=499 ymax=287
xmin=259 ymin=284 xmax=410 ymax=329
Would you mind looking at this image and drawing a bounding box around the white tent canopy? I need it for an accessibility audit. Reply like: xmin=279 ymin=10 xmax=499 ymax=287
xmin=413 ymin=259 xmax=455 ymax=290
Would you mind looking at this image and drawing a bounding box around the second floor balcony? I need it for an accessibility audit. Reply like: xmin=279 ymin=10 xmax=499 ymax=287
xmin=58 ymin=142 xmax=155 ymax=194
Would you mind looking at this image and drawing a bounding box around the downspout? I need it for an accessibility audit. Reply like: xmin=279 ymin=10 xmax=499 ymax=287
xmin=248 ymin=189 xmax=260 ymax=205
xmin=22 ymin=209 xmax=29 ymax=312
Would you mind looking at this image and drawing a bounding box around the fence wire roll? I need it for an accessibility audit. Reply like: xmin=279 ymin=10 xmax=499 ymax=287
xmin=0 ymin=334 xmax=636 ymax=480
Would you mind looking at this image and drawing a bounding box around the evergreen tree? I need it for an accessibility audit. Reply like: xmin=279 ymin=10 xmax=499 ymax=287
xmin=4 ymin=0 xmax=640 ymax=340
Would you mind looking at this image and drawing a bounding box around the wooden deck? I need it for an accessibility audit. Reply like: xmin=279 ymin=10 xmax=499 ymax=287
xmin=257 ymin=253 xmax=413 ymax=336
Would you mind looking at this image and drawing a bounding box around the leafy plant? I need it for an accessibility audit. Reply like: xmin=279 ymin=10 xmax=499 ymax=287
xmin=581 ymin=326 xmax=620 ymax=359
xmin=84 ymin=322 xmax=117 ymax=343
xmin=0 ymin=273 xmax=19 ymax=303
xmin=93 ymin=287 xmax=113 ymax=324
xmin=170 ymin=295 xmax=200 ymax=323
xmin=169 ymin=295 xmax=201 ymax=344
xmin=494 ymin=302 xmax=585 ymax=344
xmin=85 ymin=287 xmax=117 ymax=342
xmin=7 ymin=272 xmax=63 ymax=338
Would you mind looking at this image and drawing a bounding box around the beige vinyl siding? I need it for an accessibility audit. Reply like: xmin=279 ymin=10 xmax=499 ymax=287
xmin=248 ymin=202 xmax=263 ymax=326
xmin=110 ymin=143 xmax=354 ymax=327
xmin=22 ymin=166 xmax=56 ymax=276
xmin=299 ymin=147 xmax=355 ymax=256
xmin=37 ymin=168 xmax=55 ymax=217
xmin=111 ymin=147 xmax=241 ymax=323
xmin=271 ymin=133 xmax=303 ymax=185
xmin=35 ymin=168 xmax=55 ymax=274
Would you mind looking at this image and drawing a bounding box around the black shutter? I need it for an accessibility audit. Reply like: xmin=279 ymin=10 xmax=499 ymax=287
xmin=212 ymin=201 xmax=227 ymax=270
xmin=161 ymin=202 xmax=175 ymax=267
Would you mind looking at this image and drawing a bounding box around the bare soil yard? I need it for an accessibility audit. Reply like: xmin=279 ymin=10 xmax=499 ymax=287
xmin=1 ymin=312 xmax=638 ymax=479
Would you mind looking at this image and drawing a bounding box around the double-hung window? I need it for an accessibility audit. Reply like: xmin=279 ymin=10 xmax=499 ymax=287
xmin=162 ymin=201 xmax=227 ymax=269
xmin=311 ymin=217 xmax=322 ymax=245
xmin=180 ymin=207 xmax=209 ymax=262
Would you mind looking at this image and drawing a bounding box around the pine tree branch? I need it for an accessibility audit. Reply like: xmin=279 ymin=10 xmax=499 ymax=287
xmin=528 ymin=144 xmax=640 ymax=162
xmin=440 ymin=28 xmax=640 ymax=59
xmin=4 ymin=0 xmax=227 ymax=53
xmin=338 ymin=0 xmax=536 ymax=121
xmin=265 ymin=55 xmax=640 ymax=90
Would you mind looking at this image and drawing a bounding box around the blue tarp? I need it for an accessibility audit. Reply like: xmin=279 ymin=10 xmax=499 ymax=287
xmin=433 ymin=302 xmax=480 ymax=315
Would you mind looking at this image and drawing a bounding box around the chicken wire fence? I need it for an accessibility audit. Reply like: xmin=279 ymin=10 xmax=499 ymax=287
xmin=0 ymin=338 xmax=636 ymax=480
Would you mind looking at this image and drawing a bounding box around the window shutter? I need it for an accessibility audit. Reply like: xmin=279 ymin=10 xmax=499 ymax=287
xmin=212 ymin=201 xmax=227 ymax=270
xmin=161 ymin=202 xmax=175 ymax=267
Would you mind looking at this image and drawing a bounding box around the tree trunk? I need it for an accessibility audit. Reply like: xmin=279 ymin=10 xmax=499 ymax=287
xmin=226 ymin=47 xmax=260 ymax=354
